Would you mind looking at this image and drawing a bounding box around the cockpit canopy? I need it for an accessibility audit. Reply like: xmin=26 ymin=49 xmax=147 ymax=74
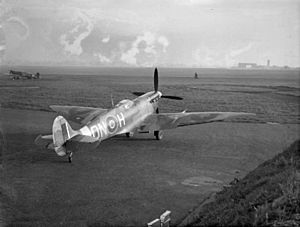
xmin=116 ymin=99 xmax=134 ymax=109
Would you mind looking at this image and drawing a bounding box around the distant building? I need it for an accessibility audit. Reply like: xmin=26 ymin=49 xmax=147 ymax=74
xmin=238 ymin=63 xmax=257 ymax=69
xmin=233 ymin=60 xmax=293 ymax=70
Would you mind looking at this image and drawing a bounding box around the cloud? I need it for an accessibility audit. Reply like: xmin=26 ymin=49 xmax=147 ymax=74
xmin=93 ymin=52 xmax=111 ymax=63
xmin=2 ymin=0 xmax=299 ymax=67
xmin=121 ymin=45 xmax=139 ymax=65
xmin=102 ymin=36 xmax=110 ymax=43
xmin=157 ymin=36 xmax=169 ymax=53
xmin=224 ymin=43 xmax=254 ymax=67
xmin=120 ymin=31 xmax=169 ymax=66
xmin=60 ymin=9 xmax=94 ymax=56
xmin=193 ymin=47 xmax=215 ymax=67
xmin=121 ymin=31 xmax=155 ymax=65
xmin=193 ymin=43 xmax=254 ymax=67
xmin=229 ymin=43 xmax=253 ymax=57
xmin=0 ymin=45 xmax=5 ymax=52
xmin=6 ymin=16 xmax=30 ymax=40
xmin=174 ymin=0 xmax=215 ymax=5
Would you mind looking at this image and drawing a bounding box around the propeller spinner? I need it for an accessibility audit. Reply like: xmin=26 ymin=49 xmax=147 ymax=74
xmin=132 ymin=68 xmax=183 ymax=100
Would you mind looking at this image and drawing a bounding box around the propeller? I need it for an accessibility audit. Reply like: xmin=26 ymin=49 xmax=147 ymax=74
xmin=132 ymin=92 xmax=145 ymax=96
xmin=132 ymin=68 xmax=183 ymax=100
xmin=154 ymin=68 xmax=158 ymax=92
xmin=110 ymin=93 xmax=114 ymax=107
xmin=161 ymin=95 xmax=183 ymax=100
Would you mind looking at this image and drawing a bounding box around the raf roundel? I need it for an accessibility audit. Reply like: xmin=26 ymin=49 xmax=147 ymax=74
xmin=106 ymin=116 xmax=118 ymax=134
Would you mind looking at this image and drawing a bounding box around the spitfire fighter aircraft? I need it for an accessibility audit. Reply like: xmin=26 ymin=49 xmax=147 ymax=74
xmin=35 ymin=68 xmax=254 ymax=163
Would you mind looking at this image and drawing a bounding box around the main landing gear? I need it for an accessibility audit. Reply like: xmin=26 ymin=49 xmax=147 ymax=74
xmin=154 ymin=107 xmax=163 ymax=140
xmin=125 ymin=132 xmax=134 ymax=138
xmin=68 ymin=152 xmax=73 ymax=163
xmin=154 ymin=131 xmax=163 ymax=140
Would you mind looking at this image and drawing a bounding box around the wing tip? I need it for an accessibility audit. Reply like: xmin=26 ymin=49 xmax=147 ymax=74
xmin=240 ymin=112 xmax=256 ymax=116
xmin=49 ymin=105 xmax=58 ymax=112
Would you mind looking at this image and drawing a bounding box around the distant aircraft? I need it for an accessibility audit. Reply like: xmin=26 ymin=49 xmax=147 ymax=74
xmin=35 ymin=68 xmax=254 ymax=163
xmin=9 ymin=70 xmax=40 ymax=79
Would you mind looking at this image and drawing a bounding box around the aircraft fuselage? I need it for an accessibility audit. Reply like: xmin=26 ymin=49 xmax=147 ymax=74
xmin=79 ymin=91 xmax=161 ymax=141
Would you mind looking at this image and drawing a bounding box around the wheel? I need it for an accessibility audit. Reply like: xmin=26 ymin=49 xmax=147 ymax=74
xmin=154 ymin=131 xmax=163 ymax=140
xmin=68 ymin=152 xmax=73 ymax=163
xmin=125 ymin=132 xmax=134 ymax=138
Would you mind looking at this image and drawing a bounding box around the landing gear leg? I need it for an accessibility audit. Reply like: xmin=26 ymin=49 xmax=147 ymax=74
xmin=68 ymin=152 xmax=73 ymax=163
xmin=154 ymin=131 xmax=163 ymax=140
xmin=125 ymin=132 xmax=134 ymax=138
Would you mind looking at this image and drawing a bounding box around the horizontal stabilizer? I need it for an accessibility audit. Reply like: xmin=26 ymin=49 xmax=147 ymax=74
xmin=71 ymin=134 xmax=99 ymax=143
xmin=34 ymin=134 xmax=54 ymax=149
xmin=35 ymin=133 xmax=98 ymax=150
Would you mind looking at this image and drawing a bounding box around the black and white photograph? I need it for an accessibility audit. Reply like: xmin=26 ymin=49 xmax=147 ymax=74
xmin=0 ymin=0 xmax=299 ymax=226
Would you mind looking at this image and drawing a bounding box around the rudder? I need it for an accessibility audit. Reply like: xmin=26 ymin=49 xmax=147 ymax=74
xmin=52 ymin=116 xmax=77 ymax=147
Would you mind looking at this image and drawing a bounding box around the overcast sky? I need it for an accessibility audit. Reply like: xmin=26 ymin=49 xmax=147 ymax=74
xmin=0 ymin=0 xmax=299 ymax=67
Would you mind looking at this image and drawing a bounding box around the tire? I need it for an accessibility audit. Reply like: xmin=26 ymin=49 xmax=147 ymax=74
xmin=154 ymin=131 xmax=163 ymax=140
xmin=68 ymin=152 xmax=73 ymax=163
xmin=126 ymin=132 xmax=134 ymax=138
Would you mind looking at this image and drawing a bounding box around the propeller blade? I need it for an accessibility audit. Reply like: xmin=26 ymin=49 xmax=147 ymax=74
xmin=161 ymin=95 xmax=183 ymax=100
xmin=134 ymin=69 xmax=183 ymax=100
xmin=132 ymin=92 xmax=145 ymax=96
xmin=110 ymin=93 xmax=114 ymax=107
xmin=154 ymin=68 xmax=158 ymax=93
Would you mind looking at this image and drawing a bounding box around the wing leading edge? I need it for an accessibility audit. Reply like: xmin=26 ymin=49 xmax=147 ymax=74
xmin=138 ymin=112 xmax=255 ymax=132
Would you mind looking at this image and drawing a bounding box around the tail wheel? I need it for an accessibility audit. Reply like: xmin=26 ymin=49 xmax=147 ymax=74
xmin=68 ymin=152 xmax=73 ymax=163
xmin=154 ymin=131 xmax=163 ymax=140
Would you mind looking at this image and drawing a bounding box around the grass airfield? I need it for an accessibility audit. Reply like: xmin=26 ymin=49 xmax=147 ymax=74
xmin=0 ymin=67 xmax=299 ymax=226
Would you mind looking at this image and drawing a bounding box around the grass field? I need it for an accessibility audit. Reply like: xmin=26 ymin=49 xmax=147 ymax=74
xmin=181 ymin=139 xmax=300 ymax=227
xmin=0 ymin=67 xmax=299 ymax=124
xmin=0 ymin=67 xmax=299 ymax=226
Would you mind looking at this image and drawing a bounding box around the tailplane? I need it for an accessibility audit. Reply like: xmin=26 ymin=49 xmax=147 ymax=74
xmin=35 ymin=115 xmax=99 ymax=162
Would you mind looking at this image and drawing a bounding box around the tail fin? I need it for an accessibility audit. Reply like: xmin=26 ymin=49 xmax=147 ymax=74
xmin=52 ymin=116 xmax=78 ymax=147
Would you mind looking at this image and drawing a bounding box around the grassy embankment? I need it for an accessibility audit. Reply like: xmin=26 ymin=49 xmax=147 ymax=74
xmin=182 ymin=139 xmax=300 ymax=226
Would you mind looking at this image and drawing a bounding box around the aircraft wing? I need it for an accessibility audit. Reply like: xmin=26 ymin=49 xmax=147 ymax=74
xmin=50 ymin=105 xmax=108 ymax=125
xmin=138 ymin=112 xmax=255 ymax=131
